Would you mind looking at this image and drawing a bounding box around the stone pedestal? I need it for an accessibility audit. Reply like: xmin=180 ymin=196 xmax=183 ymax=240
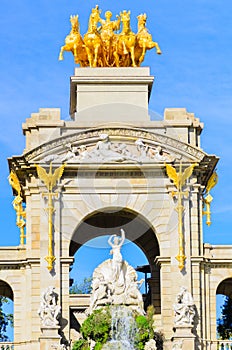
xmin=70 ymin=67 xmax=154 ymax=122
xmin=172 ymin=325 xmax=196 ymax=350
xmin=39 ymin=326 xmax=61 ymax=350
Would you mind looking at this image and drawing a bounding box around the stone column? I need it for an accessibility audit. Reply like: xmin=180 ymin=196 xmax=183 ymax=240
xmin=38 ymin=286 xmax=62 ymax=350
xmin=39 ymin=326 xmax=61 ymax=350
xmin=155 ymin=257 xmax=173 ymax=339
xmin=172 ymin=325 xmax=196 ymax=350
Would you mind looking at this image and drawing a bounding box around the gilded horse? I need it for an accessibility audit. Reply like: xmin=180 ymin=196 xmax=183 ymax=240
xmin=113 ymin=10 xmax=137 ymax=67
xmin=59 ymin=15 xmax=88 ymax=67
xmin=135 ymin=14 xmax=161 ymax=66
xmin=83 ymin=5 xmax=104 ymax=67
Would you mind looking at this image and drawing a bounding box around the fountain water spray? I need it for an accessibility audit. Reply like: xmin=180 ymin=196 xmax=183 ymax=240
xmin=102 ymin=305 xmax=137 ymax=350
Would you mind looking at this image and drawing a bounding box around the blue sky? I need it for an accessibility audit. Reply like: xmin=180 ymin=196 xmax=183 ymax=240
xmin=0 ymin=0 xmax=232 ymax=260
xmin=0 ymin=1 xmax=231 ymax=336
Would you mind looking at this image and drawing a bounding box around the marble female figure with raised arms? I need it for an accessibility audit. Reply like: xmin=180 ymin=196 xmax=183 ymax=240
xmin=108 ymin=228 xmax=125 ymax=285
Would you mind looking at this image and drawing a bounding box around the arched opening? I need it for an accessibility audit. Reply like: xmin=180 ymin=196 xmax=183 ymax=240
xmin=69 ymin=207 xmax=160 ymax=306
xmin=70 ymin=236 xmax=151 ymax=295
xmin=69 ymin=208 xmax=161 ymax=340
xmin=216 ymin=278 xmax=232 ymax=340
xmin=0 ymin=280 xmax=14 ymax=342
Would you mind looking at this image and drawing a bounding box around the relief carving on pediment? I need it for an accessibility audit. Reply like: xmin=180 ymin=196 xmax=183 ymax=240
xmin=24 ymin=127 xmax=205 ymax=164
xmin=41 ymin=133 xmax=176 ymax=164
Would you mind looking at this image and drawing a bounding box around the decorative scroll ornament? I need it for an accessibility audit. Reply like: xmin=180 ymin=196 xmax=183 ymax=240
xmin=38 ymin=286 xmax=61 ymax=327
xmin=35 ymin=163 xmax=65 ymax=271
xmin=203 ymin=171 xmax=218 ymax=226
xmin=165 ymin=163 xmax=197 ymax=271
xmin=59 ymin=5 xmax=161 ymax=67
xmin=8 ymin=171 xmax=26 ymax=245
xmin=172 ymin=341 xmax=183 ymax=350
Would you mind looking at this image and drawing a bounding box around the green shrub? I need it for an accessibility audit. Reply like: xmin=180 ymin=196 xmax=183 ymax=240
xmin=135 ymin=315 xmax=150 ymax=348
xmin=81 ymin=308 xmax=111 ymax=344
xmin=94 ymin=342 xmax=103 ymax=350
xmin=72 ymin=338 xmax=89 ymax=350
xmin=146 ymin=305 xmax=155 ymax=339
xmin=73 ymin=305 xmax=160 ymax=350
xmin=135 ymin=306 xmax=156 ymax=349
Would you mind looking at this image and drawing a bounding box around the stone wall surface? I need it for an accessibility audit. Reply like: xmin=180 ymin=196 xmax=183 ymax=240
xmin=1 ymin=68 xmax=228 ymax=350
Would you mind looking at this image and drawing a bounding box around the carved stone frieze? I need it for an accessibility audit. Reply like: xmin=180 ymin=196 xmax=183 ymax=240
xmin=42 ymin=134 xmax=176 ymax=165
xmin=24 ymin=127 xmax=206 ymax=163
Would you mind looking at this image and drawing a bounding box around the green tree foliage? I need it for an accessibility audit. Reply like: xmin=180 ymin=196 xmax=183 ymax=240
xmin=0 ymin=296 xmax=13 ymax=341
xmin=71 ymin=305 xmax=164 ymax=350
xmin=70 ymin=277 xmax=92 ymax=294
xmin=72 ymin=339 xmax=89 ymax=350
xmin=81 ymin=307 xmax=111 ymax=345
xmin=135 ymin=315 xmax=150 ymax=349
xmin=135 ymin=306 xmax=156 ymax=349
xmin=217 ymin=296 xmax=232 ymax=339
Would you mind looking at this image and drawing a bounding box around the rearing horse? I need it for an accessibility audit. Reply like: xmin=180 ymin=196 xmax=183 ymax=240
xmin=83 ymin=5 xmax=104 ymax=67
xmin=135 ymin=13 xmax=161 ymax=66
xmin=113 ymin=10 xmax=137 ymax=67
xmin=59 ymin=15 xmax=88 ymax=67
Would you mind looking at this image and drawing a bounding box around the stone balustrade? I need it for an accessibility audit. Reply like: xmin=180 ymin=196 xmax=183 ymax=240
xmin=201 ymin=339 xmax=232 ymax=349
xmin=0 ymin=343 xmax=14 ymax=350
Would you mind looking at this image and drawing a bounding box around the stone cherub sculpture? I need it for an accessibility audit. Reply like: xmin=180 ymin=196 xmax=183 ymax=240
xmin=173 ymin=287 xmax=195 ymax=326
xmin=38 ymin=286 xmax=61 ymax=327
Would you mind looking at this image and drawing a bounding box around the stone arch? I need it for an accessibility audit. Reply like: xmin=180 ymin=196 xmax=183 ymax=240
xmin=69 ymin=206 xmax=160 ymax=263
xmin=216 ymin=278 xmax=232 ymax=299
xmin=0 ymin=279 xmax=14 ymax=340
xmin=0 ymin=279 xmax=14 ymax=301
xmin=69 ymin=206 xmax=161 ymax=313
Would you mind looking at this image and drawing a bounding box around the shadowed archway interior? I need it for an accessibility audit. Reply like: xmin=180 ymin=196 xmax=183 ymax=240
xmin=217 ymin=278 xmax=232 ymax=299
xmin=0 ymin=280 xmax=14 ymax=301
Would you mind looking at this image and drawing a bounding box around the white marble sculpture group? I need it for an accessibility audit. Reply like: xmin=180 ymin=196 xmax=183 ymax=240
xmin=38 ymin=286 xmax=61 ymax=327
xmin=88 ymin=228 xmax=145 ymax=314
xmin=43 ymin=134 xmax=174 ymax=164
xmin=173 ymin=286 xmax=195 ymax=326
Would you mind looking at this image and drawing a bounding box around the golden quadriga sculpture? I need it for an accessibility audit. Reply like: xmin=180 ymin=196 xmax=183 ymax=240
xmin=59 ymin=5 xmax=161 ymax=67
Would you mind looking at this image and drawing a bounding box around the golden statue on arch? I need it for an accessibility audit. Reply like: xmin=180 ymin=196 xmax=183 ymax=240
xmin=59 ymin=6 xmax=161 ymax=67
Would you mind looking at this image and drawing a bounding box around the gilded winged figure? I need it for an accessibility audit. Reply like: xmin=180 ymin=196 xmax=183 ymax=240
xmin=35 ymin=163 xmax=66 ymax=192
